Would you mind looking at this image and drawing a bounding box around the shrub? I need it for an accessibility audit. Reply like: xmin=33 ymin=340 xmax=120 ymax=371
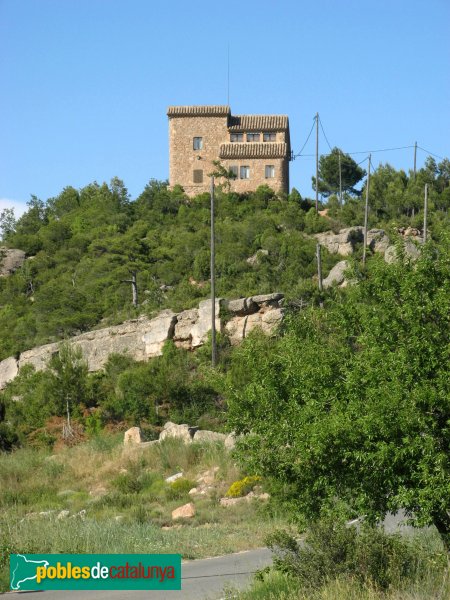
xmin=266 ymin=516 xmax=441 ymax=591
xmin=226 ymin=476 xmax=261 ymax=498
xmin=166 ymin=478 xmax=196 ymax=500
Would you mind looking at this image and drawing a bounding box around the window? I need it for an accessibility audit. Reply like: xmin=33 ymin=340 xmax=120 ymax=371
xmin=193 ymin=169 xmax=203 ymax=183
xmin=265 ymin=165 xmax=275 ymax=178
xmin=193 ymin=137 xmax=203 ymax=150
xmin=230 ymin=165 xmax=238 ymax=178
xmin=240 ymin=165 xmax=250 ymax=179
xmin=263 ymin=132 xmax=276 ymax=142
xmin=247 ymin=133 xmax=260 ymax=142
xmin=230 ymin=133 xmax=243 ymax=142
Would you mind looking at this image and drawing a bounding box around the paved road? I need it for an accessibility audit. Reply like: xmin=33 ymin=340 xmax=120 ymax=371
xmin=3 ymin=548 xmax=273 ymax=600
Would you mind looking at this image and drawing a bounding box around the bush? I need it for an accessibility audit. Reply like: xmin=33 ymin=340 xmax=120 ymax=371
xmin=226 ymin=476 xmax=261 ymax=498
xmin=266 ymin=517 xmax=441 ymax=591
xmin=166 ymin=478 xmax=196 ymax=500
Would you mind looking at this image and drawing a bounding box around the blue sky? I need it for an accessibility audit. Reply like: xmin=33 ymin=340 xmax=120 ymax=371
xmin=1 ymin=0 xmax=449 ymax=216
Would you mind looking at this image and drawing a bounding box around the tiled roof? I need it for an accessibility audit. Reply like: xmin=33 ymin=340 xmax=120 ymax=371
xmin=228 ymin=115 xmax=289 ymax=131
xmin=219 ymin=143 xmax=288 ymax=159
xmin=167 ymin=105 xmax=230 ymax=117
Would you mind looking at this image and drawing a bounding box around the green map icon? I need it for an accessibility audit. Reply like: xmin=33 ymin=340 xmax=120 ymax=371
xmin=10 ymin=554 xmax=49 ymax=590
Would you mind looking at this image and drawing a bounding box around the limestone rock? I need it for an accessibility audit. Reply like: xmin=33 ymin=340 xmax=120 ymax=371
xmin=251 ymin=293 xmax=284 ymax=307
xmin=224 ymin=432 xmax=237 ymax=451
xmin=196 ymin=466 xmax=219 ymax=486
xmin=219 ymin=496 xmax=247 ymax=507
xmin=367 ymin=229 xmax=390 ymax=253
xmin=246 ymin=249 xmax=268 ymax=266
xmin=165 ymin=472 xmax=183 ymax=483
xmin=0 ymin=356 xmax=18 ymax=390
xmin=57 ymin=510 xmax=70 ymax=520
xmin=173 ymin=308 xmax=198 ymax=349
xmin=315 ymin=227 xmax=364 ymax=255
xmin=191 ymin=298 xmax=222 ymax=348
xmin=0 ymin=248 xmax=26 ymax=276
xmin=193 ymin=430 xmax=227 ymax=443
xmin=141 ymin=310 xmax=177 ymax=358
xmin=19 ymin=342 xmax=59 ymax=372
xmin=172 ymin=502 xmax=195 ymax=520
xmin=384 ymin=240 xmax=421 ymax=264
xmin=159 ymin=422 xmax=193 ymax=444
xmin=124 ymin=427 xmax=142 ymax=445
xmin=323 ymin=261 xmax=349 ymax=289
xmin=224 ymin=297 xmax=258 ymax=316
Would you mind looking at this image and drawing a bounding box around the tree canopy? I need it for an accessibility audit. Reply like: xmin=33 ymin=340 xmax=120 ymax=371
xmin=312 ymin=147 xmax=366 ymax=197
xmin=226 ymin=239 xmax=450 ymax=548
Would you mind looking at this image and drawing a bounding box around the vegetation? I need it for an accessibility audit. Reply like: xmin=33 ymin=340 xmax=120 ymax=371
xmin=1 ymin=158 xmax=449 ymax=596
xmin=0 ymin=435 xmax=288 ymax=592
xmin=226 ymin=239 xmax=450 ymax=549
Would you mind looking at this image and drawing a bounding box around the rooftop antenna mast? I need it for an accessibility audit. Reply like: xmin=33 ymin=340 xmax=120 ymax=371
xmin=227 ymin=43 xmax=230 ymax=106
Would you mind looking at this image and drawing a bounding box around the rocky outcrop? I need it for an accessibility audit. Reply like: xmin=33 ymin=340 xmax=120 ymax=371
xmin=384 ymin=239 xmax=421 ymax=264
xmin=0 ymin=248 xmax=26 ymax=277
xmin=123 ymin=427 xmax=142 ymax=445
xmin=224 ymin=293 xmax=284 ymax=345
xmin=0 ymin=293 xmax=284 ymax=388
xmin=323 ymin=261 xmax=349 ymax=289
xmin=367 ymin=229 xmax=390 ymax=253
xmin=246 ymin=249 xmax=268 ymax=266
xmin=314 ymin=227 xmax=364 ymax=255
xmin=0 ymin=357 xmax=19 ymax=390
xmin=172 ymin=502 xmax=195 ymax=520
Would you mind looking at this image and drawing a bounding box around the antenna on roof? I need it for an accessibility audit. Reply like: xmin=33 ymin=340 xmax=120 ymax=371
xmin=227 ymin=43 xmax=230 ymax=106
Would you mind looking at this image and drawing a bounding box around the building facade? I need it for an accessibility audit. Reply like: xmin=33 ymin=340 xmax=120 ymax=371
xmin=168 ymin=105 xmax=290 ymax=196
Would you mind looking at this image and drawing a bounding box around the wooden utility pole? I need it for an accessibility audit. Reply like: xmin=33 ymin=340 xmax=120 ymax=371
xmin=315 ymin=112 xmax=319 ymax=212
xmin=423 ymin=183 xmax=428 ymax=244
xmin=210 ymin=177 xmax=217 ymax=367
xmin=338 ymin=150 xmax=342 ymax=206
xmin=362 ymin=154 xmax=371 ymax=266
xmin=413 ymin=141 xmax=417 ymax=180
xmin=316 ymin=243 xmax=323 ymax=292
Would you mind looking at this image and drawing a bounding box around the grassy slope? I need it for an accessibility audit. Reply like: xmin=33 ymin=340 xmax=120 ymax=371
xmin=0 ymin=435 xmax=291 ymax=592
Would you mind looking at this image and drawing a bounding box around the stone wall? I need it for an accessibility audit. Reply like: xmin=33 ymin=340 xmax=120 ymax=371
xmin=0 ymin=293 xmax=284 ymax=389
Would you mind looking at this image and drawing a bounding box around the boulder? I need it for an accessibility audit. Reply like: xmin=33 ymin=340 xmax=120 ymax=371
xmin=224 ymin=432 xmax=237 ymax=451
xmin=159 ymin=422 xmax=193 ymax=444
xmin=367 ymin=229 xmax=390 ymax=253
xmin=19 ymin=342 xmax=59 ymax=372
xmin=193 ymin=430 xmax=227 ymax=443
xmin=57 ymin=510 xmax=70 ymax=520
xmin=165 ymin=472 xmax=183 ymax=484
xmin=0 ymin=356 xmax=18 ymax=390
xmin=172 ymin=502 xmax=195 ymax=520
xmin=196 ymin=466 xmax=219 ymax=486
xmin=323 ymin=261 xmax=349 ymax=289
xmin=315 ymin=227 xmax=364 ymax=255
xmin=251 ymin=293 xmax=284 ymax=307
xmin=0 ymin=248 xmax=26 ymax=276
xmin=384 ymin=240 xmax=421 ymax=264
xmin=246 ymin=249 xmax=268 ymax=266
xmin=124 ymin=427 xmax=142 ymax=445
xmin=224 ymin=297 xmax=258 ymax=316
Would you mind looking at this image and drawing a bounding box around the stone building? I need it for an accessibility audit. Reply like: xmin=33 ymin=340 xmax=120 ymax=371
xmin=168 ymin=105 xmax=291 ymax=196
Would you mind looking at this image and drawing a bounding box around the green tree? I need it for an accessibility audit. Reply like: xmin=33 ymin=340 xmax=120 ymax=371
xmin=226 ymin=240 xmax=450 ymax=549
xmin=0 ymin=208 xmax=16 ymax=240
xmin=312 ymin=147 xmax=366 ymax=197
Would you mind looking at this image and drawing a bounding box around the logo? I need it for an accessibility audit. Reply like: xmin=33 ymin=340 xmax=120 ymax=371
xmin=10 ymin=554 xmax=181 ymax=590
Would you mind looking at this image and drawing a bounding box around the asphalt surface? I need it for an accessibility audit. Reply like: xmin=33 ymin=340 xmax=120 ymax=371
xmin=3 ymin=548 xmax=273 ymax=600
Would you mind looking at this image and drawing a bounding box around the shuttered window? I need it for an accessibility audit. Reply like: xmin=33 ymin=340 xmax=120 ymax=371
xmin=193 ymin=169 xmax=203 ymax=183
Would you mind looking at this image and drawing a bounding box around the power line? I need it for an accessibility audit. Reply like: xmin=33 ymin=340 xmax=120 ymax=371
xmin=318 ymin=115 xmax=333 ymax=152
xmin=295 ymin=119 xmax=316 ymax=157
xmin=417 ymin=146 xmax=446 ymax=161
xmin=294 ymin=145 xmax=415 ymax=158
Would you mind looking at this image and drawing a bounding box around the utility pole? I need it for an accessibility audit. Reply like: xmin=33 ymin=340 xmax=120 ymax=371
xmin=316 ymin=243 xmax=323 ymax=292
xmin=423 ymin=183 xmax=428 ymax=244
xmin=338 ymin=150 xmax=342 ymax=206
xmin=413 ymin=141 xmax=417 ymax=180
xmin=210 ymin=177 xmax=217 ymax=367
xmin=315 ymin=112 xmax=319 ymax=212
xmin=362 ymin=154 xmax=371 ymax=267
